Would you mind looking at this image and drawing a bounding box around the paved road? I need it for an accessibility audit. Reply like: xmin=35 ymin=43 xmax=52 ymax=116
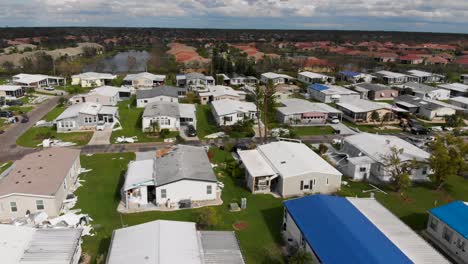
xmin=0 ymin=96 xmax=60 ymax=162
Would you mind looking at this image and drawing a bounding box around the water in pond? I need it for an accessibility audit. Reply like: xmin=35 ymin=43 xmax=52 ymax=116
xmin=83 ymin=50 xmax=150 ymax=73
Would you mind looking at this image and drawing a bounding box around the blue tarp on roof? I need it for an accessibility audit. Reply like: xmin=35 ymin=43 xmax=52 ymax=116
xmin=430 ymin=201 xmax=468 ymax=239
xmin=284 ymin=195 xmax=412 ymax=264
xmin=308 ymin=83 xmax=329 ymax=91
xmin=340 ymin=71 xmax=360 ymax=77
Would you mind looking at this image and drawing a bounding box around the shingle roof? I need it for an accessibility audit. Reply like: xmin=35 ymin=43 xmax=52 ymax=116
xmin=136 ymin=86 xmax=179 ymax=99
xmin=0 ymin=148 xmax=80 ymax=197
xmin=154 ymin=145 xmax=217 ymax=186
xmin=142 ymin=101 xmax=180 ymax=118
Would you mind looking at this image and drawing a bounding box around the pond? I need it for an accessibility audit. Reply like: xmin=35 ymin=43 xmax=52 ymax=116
xmin=83 ymin=50 xmax=150 ymax=73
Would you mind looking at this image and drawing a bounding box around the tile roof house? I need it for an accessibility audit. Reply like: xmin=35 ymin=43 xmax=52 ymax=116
xmin=283 ymin=195 xmax=448 ymax=264
xmin=426 ymin=201 xmax=468 ymax=264
xmin=238 ymin=140 xmax=342 ymax=196
xmin=0 ymin=148 xmax=81 ymax=221
xmin=106 ymin=220 xmax=245 ymax=264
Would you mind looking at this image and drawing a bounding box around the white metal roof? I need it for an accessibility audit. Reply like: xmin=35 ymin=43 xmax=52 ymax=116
xmin=107 ymin=220 xmax=202 ymax=264
xmin=123 ymin=159 xmax=155 ymax=191
xmin=55 ymin=102 xmax=102 ymax=120
xmin=319 ymin=85 xmax=358 ymax=96
xmin=211 ymin=99 xmax=256 ymax=116
xmin=13 ymin=74 xmax=64 ymax=84
xmin=72 ymin=72 xmax=116 ymax=80
xmin=438 ymin=83 xmax=468 ymax=93
xmin=256 ymin=141 xmax=342 ymax=178
xmin=261 ymin=72 xmax=294 ymax=80
xmin=98 ymin=105 xmax=118 ymax=115
xmin=450 ymin=96 xmax=468 ymax=104
xmin=344 ymin=133 xmax=430 ymax=163
xmin=0 ymin=85 xmax=23 ymax=91
xmin=277 ymin=98 xmax=342 ymax=115
xmin=375 ymin=70 xmax=408 ymax=78
xmin=406 ymin=69 xmax=433 ymax=77
xmin=299 ymin=71 xmax=330 ymax=79
xmin=91 ymin=86 xmax=120 ymax=97
xmin=0 ymin=224 xmax=82 ymax=264
xmin=347 ymin=198 xmax=449 ymax=264
xmin=124 ymin=72 xmax=166 ymax=81
xmin=237 ymin=149 xmax=276 ymax=177
xmin=179 ymin=103 xmax=196 ymax=119
xmin=337 ymin=99 xmax=391 ymax=113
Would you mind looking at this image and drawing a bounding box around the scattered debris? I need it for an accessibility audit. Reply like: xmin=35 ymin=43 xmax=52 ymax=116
xmin=363 ymin=184 xmax=387 ymax=195
xmin=40 ymin=139 xmax=77 ymax=148
xmin=270 ymin=128 xmax=290 ymax=137
xmin=341 ymin=181 xmax=349 ymax=186
xmin=85 ymin=153 xmax=94 ymax=156
xmin=79 ymin=168 xmax=92 ymax=174
xmin=205 ymin=132 xmax=226 ymax=139
xmin=163 ymin=137 xmax=176 ymax=143
xmin=35 ymin=120 xmax=54 ymax=127
xmin=115 ymin=136 xmax=138 ymax=143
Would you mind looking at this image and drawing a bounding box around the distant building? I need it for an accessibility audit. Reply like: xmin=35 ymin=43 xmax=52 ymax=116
xmin=0 ymin=225 xmax=82 ymax=264
xmin=336 ymin=99 xmax=396 ymax=123
xmin=71 ymin=72 xmax=117 ymax=88
xmin=406 ymin=70 xmax=445 ymax=83
xmin=399 ymin=82 xmax=450 ymax=100
xmin=438 ymin=83 xmax=468 ymax=97
xmin=106 ymin=220 xmax=245 ymax=264
xmin=427 ymin=201 xmax=468 ymax=264
xmin=298 ymin=71 xmax=335 ymax=84
xmin=238 ymin=140 xmax=342 ymax=196
xmin=283 ymin=195 xmax=449 ymax=264
xmin=176 ymin=73 xmax=215 ymax=91
xmin=276 ymin=98 xmax=342 ymax=125
xmin=398 ymin=54 xmax=424 ymax=64
xmin=352 ymin=83 xmax=398 ymax=101
xmin=308 ymin=83 xmax=360 ymax=103
xmin=341 ymin=133 xmax=431 ymax=182
xmin=124 ymin=72 xmax=166 ymax=88
xmin=260 ymin=72 xmax=295 ymax=85
xmin=210 ymin=99 xmax=257 ymax=126
xmin=0 ymin=148 xmax=81 ymax=221
xmin=460 ymin=74 xmax=468 ymax=84
xmin=338 ymin=71 xmax=374 ymax=83
xmin=0 ymin=85 xmax=25 ymax=100
xmin=13 ymin=73 xmax=65 ymax=88
xmin=198 ymin=85 xmax=246 ymax=105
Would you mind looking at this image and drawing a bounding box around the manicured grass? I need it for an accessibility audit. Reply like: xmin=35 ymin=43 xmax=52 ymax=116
xmin=6 ymin=106 xmax=34 ymax=114
xmin=338 ymin=176 xmax=468 ymax=231
xmin=196 ymin=104 xmax=220 ymax=138
xmin=110 ymin=98 xmax=178 ymax=143
xmin=342 ymin=120 xmax=401 ymax=133
xmin=42 ymin=106 xmax=66 ymax=121
xmin=292 ymin=125 xmax=334 ymax=136
xmin=76 ymin=150 xmax=285 ymax=264
xmin=16 ymin=127 xmax=93 ymax=147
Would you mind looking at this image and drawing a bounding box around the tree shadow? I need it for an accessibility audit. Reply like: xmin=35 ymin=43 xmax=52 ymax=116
xmin=260 ymin=206 xmax=285 ymax=245
xmin=400 ymin=212 xmax=428 ymax=231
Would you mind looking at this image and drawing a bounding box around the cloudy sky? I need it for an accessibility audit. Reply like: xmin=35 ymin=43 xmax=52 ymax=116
xmin=1 ymin=0 xmax=468 ymax=33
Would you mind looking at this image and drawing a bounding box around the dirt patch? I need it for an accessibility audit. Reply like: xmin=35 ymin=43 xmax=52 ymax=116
xmin=233 ymin=221 xmax=249 ymax=231
xmin=80 ymin=253 xmax=91 ymax=264
xmin=166 ymin=42 xmax=210 ymax=64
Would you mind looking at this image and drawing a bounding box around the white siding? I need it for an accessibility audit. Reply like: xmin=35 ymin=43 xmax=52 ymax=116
xmin=137 ymin=96 xmax=179 ymax=108
xmin=154 ymin=180 xmax=217 ymax=205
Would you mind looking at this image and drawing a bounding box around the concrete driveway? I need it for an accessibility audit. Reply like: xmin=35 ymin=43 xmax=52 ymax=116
xmin=88 ymin=126 xmax=113 ymax=145
xmin=330 ymin=123 xmax=357 ymax=135
xmin=179 ymin=125 xmax=199 ymax=141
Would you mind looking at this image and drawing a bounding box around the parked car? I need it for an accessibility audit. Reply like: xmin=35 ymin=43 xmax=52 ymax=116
xmin=6 ymin=100 xmax=23 ymax=106
xmin=330 ymin=118 xmax=340 ymax=124
xmin=0 ymin=110 xmax=13 ymax=118
xmin=21 ymin=114 xmax=29 ymax=123
xmin=408 ymin=119 xmax=429 ymax=135
xmin=96 ymin=121 xmax=106 ymax=131
xmin=186 ymin=124 xmax=197 ymax=137
xmin=44 ymin=86 xmax=55 ymax=91
xmin=430 ymin=126 xmax=443 ymax=132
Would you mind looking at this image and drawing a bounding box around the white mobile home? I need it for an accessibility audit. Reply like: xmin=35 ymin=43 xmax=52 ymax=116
xmin=210 ymin=99 xmax=257 ymax=126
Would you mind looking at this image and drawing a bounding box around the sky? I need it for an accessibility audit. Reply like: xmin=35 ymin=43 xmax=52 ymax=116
xmin=1 ymin=0 xmax=468 ymax=34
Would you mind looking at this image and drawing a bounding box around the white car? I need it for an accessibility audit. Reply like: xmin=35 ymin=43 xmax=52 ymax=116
xmin=44 ymin=86 xmax=55 ymax=91
xmin=430 ymin=126 xmax=443 ymax=132
xmin=330 ymin=118 xmax=340 ymax=124
xmin=96 ymin=121 xmax=106 ymax=131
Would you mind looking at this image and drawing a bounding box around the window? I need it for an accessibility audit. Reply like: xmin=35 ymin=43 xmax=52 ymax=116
xmin=161 ymin=189 xmax=167 ymax=199
xmin=430 ymin=216 xmax=438 ymax=231
xmin=10 ymin=202 xmax=17 ymax=212
xmin=144 ymin=100 xmax=148 ymax=103
xmin=457 ymin=238 xmax=465 ymax=250
xmin=237 ymin=113 xmax=244 ymax=118
xmin=326 ymin=178 xmax=329 ymax=185
xmin=359 ymin=167 xmax=366 ymax=172
xmin=422 ymin=167 xmax=428 ymax=175
xmin=309 ymin=180 xmax=313 ymax=189
xmin=300 ymin=180 xmax=304 ymax=190
xmin=443 ymin=227 xmax=453 ymax=243
xmin=36 ymin=200 xmax=45 ymax=210
xmin=207 ymin=185 xmax=212 ymax=194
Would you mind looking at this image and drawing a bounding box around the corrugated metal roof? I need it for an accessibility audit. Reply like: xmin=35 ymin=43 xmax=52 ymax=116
xmin=199 ymin=231 xmax=245 ymax=264
xmin=284 ymin=195 xmax=412 ymax=264
xmin=430 ymin=201 xmax=468 ymax=239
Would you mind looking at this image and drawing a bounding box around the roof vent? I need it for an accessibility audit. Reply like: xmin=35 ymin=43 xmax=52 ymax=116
xmin=385 ymin=139 xmax=391 ymax=144
xmin=39 ymin=167 xmax=43 ymax=169
xmin=22 ymin=175 xmax=26 ymax=178
xmin=27 ymin=168 xmax=31 ymax=170
xmin=280 ymin=161 xmax=286 ymax=164
xmin=49 ymin=154 xmax=52 ymax=157
xmin=15 ymin=181 xmax=19 ymax=184
xmin=27 ymin=181 xmax=32 ymax=184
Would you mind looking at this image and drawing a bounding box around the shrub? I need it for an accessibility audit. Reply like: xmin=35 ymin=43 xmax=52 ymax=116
xmin=195 ymin=207 xmax=219 ymax=229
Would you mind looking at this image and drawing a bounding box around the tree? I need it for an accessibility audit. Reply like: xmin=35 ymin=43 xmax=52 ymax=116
xmin=57 ymin=96 xmax=66 ymax=107
xmin=262 ymin=80 xmax=276 ymax=142
xmin=429 ymin=137 xmax=457 ymax=190
xmin=380 ymin=112 xmax=392 ymax=127
xmin=289 ymin=247 xmax=313 ymax=264
xmin=445 ymin=113 xmax=464 ymax=128
xmin=150 ymin=120 xmax=160 ymax=135
xmin=380 ymin=146 xmax=415 ymax=193
xmin=370 ymin=111 xmax=380 ymax=123
xmin=195 ymin=207 xmax=219 ymax=229
xmin=318 ymin=143 xmax=328 ymax=155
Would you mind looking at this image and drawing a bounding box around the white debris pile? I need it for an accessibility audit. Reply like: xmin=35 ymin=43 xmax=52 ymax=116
xmin=39 ymin=139 xmax=77 ymax=148
xmin=164 ymin=137 xmax=176 ymax=143
xmin=61 ymin=196 xmax=78 ymax=213
xmin=79 ymin=168 xmax=92 ymax=174
xmin=115 ymin=136 xmax=138 ymax=143
xmin=270 ymin=128 xmax=290 ymax=137
xmin=205 ymin=132 xmax=226 ymax=139
xmin=35 ymin=120 xmax=54 ymax=127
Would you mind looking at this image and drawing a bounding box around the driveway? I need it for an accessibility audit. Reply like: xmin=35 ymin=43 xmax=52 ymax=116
xmin=0 ymin=96 xmax=59 ymax=162
xmin=179 ymin=125 xmax=199 ymax=141
xmin=330 ymin=123 xmax=357 ymax=135
xmin=88 ymin=126 xmax=113 ymax=145
xmin=35 ymin=88 xmax=69 ymax=96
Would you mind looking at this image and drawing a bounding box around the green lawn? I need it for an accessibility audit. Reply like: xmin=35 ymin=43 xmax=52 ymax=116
xmin=76 ymin=150 xmax=285 ymax=264
xmin=292 ymin=125 xmax=335 ymax=136
xmin=16 ymin=106 xmax=92 ymax=147
xmin=0 ymin=118 xmax=8 ymax=130
xmin=110 ymin=98 xmax=178 ymax=143
xmin=0 ymin=161 xmax=12 ymax=174
xmin=6 ymin=106 xmax=34 ymax=115
xmin=338 ymin=176 xmax=468 ymax=231
xmin=196 ymin=104 xmax=221 ymax=138
xmin=342 ymin=120 xmax=401 ymax=134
